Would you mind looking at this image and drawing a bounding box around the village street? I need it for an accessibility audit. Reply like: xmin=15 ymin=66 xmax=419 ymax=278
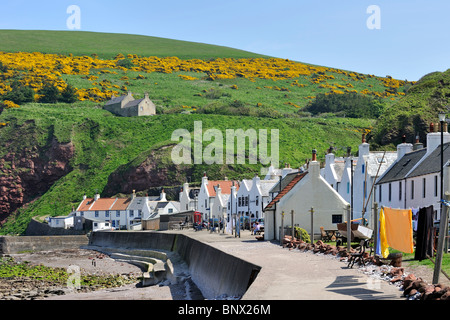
xmin=173 ymin=229 xmax=404 ymax=300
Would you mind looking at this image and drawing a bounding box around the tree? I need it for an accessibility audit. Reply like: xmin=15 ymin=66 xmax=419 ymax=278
xmin=60 ymin=84 xmax=78 ymax=103
xmin=38 ymin=82 xmax=60 ymax=103
xmin=2 ymin=80 xmax=34 ymax=104
xmin=304 ymin=92 xmax=385 ymax=119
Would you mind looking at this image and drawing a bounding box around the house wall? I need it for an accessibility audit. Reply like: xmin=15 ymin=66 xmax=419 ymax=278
xmin=197 ymin=177 xmax=213 ymax=220
xmin=76 ymin=210 xmax=131 ymax=229
xmin=137 ymin=99 xmax=156 ymax=116
xmin=266 ymin=162 xmax=349 ymax=241
xmin=378 ymin=173 xmax=441 ymax=220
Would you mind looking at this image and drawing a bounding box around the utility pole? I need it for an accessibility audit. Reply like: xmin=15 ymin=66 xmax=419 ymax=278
xmin=373 ymin=202 xmax=379 ymax=255
xmin=310 ymin=207 xmax=314 ymax=244
xmin=433 ymin=192 xmax=450 ymax=284
xmin=346 ymin=204 xmax=351 ymax=252
xmin=291 ymin=210 xmax=295 ymax=239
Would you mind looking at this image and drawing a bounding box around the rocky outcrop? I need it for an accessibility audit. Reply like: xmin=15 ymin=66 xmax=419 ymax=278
xmin=103 ymin=144 xmax=193 ymax=197
xmin=0 ymin=136 xmax=74 ymax=225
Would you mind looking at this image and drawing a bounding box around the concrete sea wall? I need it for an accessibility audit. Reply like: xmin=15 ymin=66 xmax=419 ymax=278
xmin=89 ymin=231 xmax=261 ymax=299
xmin=0 ymin=235 xmax=89 ymax=254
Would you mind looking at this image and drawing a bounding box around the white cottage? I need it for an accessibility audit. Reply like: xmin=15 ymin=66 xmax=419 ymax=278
xmin=48 ymin=216 xmax=74 ymax=229
xmin=264 ymin=150 xmax=350 ymax=241
xmin=197 ymin=174 xmax=239 ymax=221
xmin=351 ymin=135 xmax=397 ymax=225
xmin=179 ymin=182 xmax=200 ymax=212
xmin=376 ymin=124 xmax=450 ymax=222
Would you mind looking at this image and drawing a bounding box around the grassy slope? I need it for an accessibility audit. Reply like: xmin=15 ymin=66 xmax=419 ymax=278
xmin=0 ymin=30 xmax=398 ymax=234
xmin=0 ymin=30 xmax=267 ymax=60
xmin=370 ymin=69 xmax=450 ymax=148
xmin=0 ymin=103 xmax=373 ymax=234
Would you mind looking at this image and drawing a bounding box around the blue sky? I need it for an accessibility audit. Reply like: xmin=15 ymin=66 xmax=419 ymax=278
xmin=1 ymin=0 xmax=449 ymax=81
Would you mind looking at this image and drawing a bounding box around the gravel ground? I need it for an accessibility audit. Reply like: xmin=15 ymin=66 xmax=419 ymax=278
xmin=7 ymin=248 xmax=203 ymax=300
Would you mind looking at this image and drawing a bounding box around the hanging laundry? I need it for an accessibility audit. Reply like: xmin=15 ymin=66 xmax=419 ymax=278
xmin=412 ymin=207 xmax=419 ymax=232
xmin=379 ymin=207 xmax=414 ymax=258
xmin=414 ymin=205 xmax=434 ymax=261
xmin=378 ymin=208 xmax=390 ymax=258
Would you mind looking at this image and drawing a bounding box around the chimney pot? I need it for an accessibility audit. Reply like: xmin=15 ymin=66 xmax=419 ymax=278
xmin=362 ymin=134 xmax=366 ymax=143
xmin=312 ymin=149 xmax=317 ymax=162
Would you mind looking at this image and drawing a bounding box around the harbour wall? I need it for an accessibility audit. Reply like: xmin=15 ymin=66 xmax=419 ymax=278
xmin=0 ymin=235 xmax=89 ymax=254
xmin=89 ymin=231 xmax=261 ymax=299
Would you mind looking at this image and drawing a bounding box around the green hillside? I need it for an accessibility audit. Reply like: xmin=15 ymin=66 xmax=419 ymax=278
xmin=0 ymin=30 xmax=266 ymax=60
xmin=370 ymin=69 xmax=450 ymax=148
xmin=0 ymin=30 xmax=416 ymax=234
xmin=0 ymin=103 xmax=373 ymax=234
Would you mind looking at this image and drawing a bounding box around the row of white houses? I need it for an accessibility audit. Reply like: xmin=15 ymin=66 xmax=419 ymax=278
xmin=321 ymin=123 xmax=450 ymax=227
xmin=49 ymin=190 xmax=180 ymax=231
xmin=50 ymin=121 xmax=450 ymax=239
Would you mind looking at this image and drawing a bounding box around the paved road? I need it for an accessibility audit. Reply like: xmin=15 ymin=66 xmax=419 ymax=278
xmin=174 ymin=229 xmax=404 ymax=300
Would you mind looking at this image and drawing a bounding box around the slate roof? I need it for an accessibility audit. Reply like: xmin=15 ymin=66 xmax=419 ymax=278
xmin=123 ymin=98 xmax=144 ymax=109
xmin=264 ymin=172 xmax=308 ymax=211
xmin=104 ymin=95 xmax=128 ymax=106
xmin=408 ymin=142 xmax=450 ymax=178
xmin=376 ymin=147 xmax=428 ymax=184
xmin=268 ymin=172 xmax=301 ymax=195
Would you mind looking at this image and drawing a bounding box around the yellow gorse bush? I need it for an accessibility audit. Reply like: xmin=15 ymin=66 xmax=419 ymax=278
xmin=2 ymin=100 xmax=20 ymax=109
xmin=0 ymin=51 xmax=414 ymax=103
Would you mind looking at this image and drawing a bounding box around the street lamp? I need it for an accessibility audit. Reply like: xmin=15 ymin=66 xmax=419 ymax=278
xmin=433 ymin=111 xmax=448 ymax=284
xmin=439 ymin=112 xmax=446 ymax=217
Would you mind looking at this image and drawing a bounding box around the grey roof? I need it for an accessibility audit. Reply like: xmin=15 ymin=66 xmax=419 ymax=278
xmin=124 ymin=98 xmax=144 ymax=108
xmin=268 ymin=172 xmax=300 ymax=194
xmin=376 ymin=148 xmax=427 ymax=184
xmin=408 ymin=142 xmax=450 ymax=178
xmin=127 ymin=197 xmax=147 ymax=210
xmin=363 ymin=151 xmax=398 ymax=177
xmin=105 ymin=95 xmax=127 ymax=106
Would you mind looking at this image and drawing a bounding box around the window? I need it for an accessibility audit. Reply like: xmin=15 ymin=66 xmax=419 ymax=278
xmin=256 ymin=196 xmax=259 ymax=206
xmin=423 ymin=178 xmax=426 ymax=198
xmin=388 ymin=183 xmax=392 ymax=202
xmin=347 ymin=182 xmax=350 ymax=194
xmin=116 ymin=211 xmax=120 ymax=217
xmin=205 ymin=199 xmax=208 ymax=208
xmin=105 ymin=211 xmax=109 ymax=218
xmin=130 ymin=211 xmax=134 ymax=217
xmin=362 ymin=164 xmax=365 ymax=174
xmin=379 ymin=185 xmax=382 ymax=202
xmin=332 ymin=215 xmax=343 ymax=223
xmin=168 ymin=208 xmax=173 ymax=213
xmin=95 ymin=211 xmax=99 ymax=218
xmin=411 ymin=180 xmax=414 ymax=199
xmin=435 ymin=175 xmax=438 ymax=197
xmin=399 ymin=181 xmax=402 ymax=201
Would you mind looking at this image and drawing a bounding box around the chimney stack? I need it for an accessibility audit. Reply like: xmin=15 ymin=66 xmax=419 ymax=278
xmin=397 ymin=135 xmax=413 ymax=159
xmin=413 ymin=134 xmax=423 ymax=150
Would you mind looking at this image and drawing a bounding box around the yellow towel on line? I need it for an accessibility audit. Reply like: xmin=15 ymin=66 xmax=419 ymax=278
xmin=379 ymin=207 xmax=414 ymax=258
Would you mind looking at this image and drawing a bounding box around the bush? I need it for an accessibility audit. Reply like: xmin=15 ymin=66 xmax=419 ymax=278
xmin=60 ymin=84 xmax=78 ymax=103
xmin=304 ymin=92 xmax=385 ymax=118
xmin=294 ymin=226 xmax=310 ymax=243
xmin=38 ymin=82 xmax=60 ymax=103
xmin=2 ymin=80 xmax=34 ymax=104
xmin=116 ymin=58 xmax=135 ymax=69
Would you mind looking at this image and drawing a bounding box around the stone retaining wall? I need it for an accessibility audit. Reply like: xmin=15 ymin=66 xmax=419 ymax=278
xmin=0 ymin=235 xmax=89 ymax=254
